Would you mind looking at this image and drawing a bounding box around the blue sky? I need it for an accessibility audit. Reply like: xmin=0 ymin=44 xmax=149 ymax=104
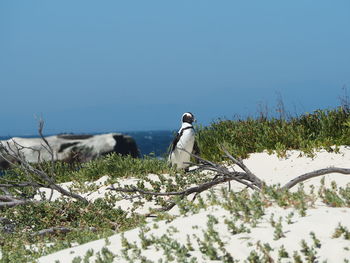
xmin=1 ymin=1 xmax=349 ymax=135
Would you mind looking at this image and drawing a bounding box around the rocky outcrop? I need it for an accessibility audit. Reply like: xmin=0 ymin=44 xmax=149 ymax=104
xmin=0 ymin=133 xmax=139 ymax=169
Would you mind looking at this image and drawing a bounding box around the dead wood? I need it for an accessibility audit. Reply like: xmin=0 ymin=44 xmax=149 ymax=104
xmin=29 ymin=226 xmax=97 ymax=237
xmin=0 ymin=199 xmax=39 ymax=209
xmin=282 ymin=167 xmax=350 ymax=190
xmin=30 ymin=227 xmax=73 ymax=237
xmin=0 ymin=119 xmax=88 ymax=208
xmin=109 ymin=148 xmax=264 ymax=215
xmin=109 ymin=146 xmax=349 ymax=216
xmin=220 ymin=146 xmax=264 ymax=188
xmin=109 ymin=171 xmax=249 ymax=197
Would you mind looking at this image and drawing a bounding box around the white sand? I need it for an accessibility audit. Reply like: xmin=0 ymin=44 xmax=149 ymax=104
xmin=37 ymin=146 xmax=350 ymax=262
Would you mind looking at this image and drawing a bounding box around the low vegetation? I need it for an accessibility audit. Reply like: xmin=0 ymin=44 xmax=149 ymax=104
xmin=60 ymin=183 xmax=350 ymax=262
xmin=0 ymin=103 xmax=349 ymax=262
xmin=197 ymin=106 xmax=350 ymax=161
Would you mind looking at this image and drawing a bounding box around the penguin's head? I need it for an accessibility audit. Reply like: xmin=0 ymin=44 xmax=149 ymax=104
xmin=182 ymin=112 xmax=195 ymax=124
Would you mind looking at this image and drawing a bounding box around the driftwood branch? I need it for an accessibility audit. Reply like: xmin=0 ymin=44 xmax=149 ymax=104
xmin=110 ymin=147 xmax=350 ymax=216
xmin=0 ymin=120 xmax=88 ymax=208
xmin=282 ymin=167 xmax=350 ymax=190
xmin=109 ymin=148 xmax=265 ymax=215
xmin=220 ymin=146 xmax=264 ymax=188
xmin=30 ymin=227 xmax=73 ymax=237
xmin=30 ymin=226 xmax=97 ymax=237
xmin=0 ymin=198 xmax=39 ymax=208
xmin=0 ymin=142 xmax=87 ymax=204
xmin=109 ymin=171 xmax=248 ymax=197
xmin=0 ymin=182 xmax=46 ymax=188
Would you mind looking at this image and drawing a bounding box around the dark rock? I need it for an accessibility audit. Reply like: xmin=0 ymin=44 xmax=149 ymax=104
xmin=58 ymin=142 xmax=79 ymax=153
xmin=57 ymin=134 xmax=94 ymax=140
xmin=113 ymin=134 xmax=139 ymax=158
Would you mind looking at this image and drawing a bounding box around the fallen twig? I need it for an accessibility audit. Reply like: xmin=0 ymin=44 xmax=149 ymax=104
xmin=0 ymin=120 xmax=88 ymax=207
xmin=282 ymin=167 xmax=350 ymax=190
xmin=30 ymin=226 xmax=97 ymax=237
xmin=110 ymin=147 xmax=350 ymax=216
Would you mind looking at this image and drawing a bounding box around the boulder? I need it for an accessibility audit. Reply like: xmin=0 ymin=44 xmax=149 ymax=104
xmin=0 ymin=133 xmax=139 ymax=169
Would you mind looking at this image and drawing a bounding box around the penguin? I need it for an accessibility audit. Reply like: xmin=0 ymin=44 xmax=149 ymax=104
xmin=168 ymin=112 xmax=198 ymax=169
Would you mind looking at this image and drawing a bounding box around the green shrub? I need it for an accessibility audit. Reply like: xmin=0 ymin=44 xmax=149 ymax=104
xmin=71 ymin=154 xmax=171 ymax=182
xmin=2 ymin=153 xmax=172 ymax=185
xmin=197 ymin=107 xmax=350 ymax=162
xmin=0 ymin=198 xmax=145 ymax=262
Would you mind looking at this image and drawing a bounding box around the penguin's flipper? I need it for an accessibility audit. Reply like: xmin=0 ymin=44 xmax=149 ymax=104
xmin=170 ymin=132 xmax=181 ymax=152
xmin=168 ymin=126 xmax=194 ymax=155
xmin=192 ymin=140 xmax=200 ymax=156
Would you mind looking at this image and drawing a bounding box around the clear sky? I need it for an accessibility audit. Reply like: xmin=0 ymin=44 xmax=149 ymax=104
xmin=1 ymin=1 xmax=350 ymax=135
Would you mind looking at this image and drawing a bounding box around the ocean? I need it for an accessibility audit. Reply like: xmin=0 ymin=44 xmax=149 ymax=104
xmin=0 ymin=130 xmax=175 ymax=158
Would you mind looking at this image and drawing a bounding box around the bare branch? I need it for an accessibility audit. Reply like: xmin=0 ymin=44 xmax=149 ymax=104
xmin=38 ymin=118 xmax=54 ymax=158
xmin=181 ymin=147 xmax=263 ymax=189
xmin=110 ymin=146 xmax=350 ymax=216
xmin=0 ymin=199 xmax=39 ymax=209
xmin=109 ymin=172 xmax=247 ymax=197
xmin=180 ymin=148 xmax=220 ymax=168
xmin=0 ymin=187 xmax=11 ymax=196
xmin=108 ymin=147 xmax=267 ymax=215
xmin=30 ymin=227 xmax=72 ymax=237
xmin=109 ymin=170 xmax=260 ymax=216
xmin=30 ymin=226 xmax=97 ymax=237
xmin=282 ymin=167 xmax=350 ymax=190
xmin=0 ymin=182 xmax=45 ymax=188
xmin=0 ymin=120 xmax=88 ymax=205
xmin=220 ymin=145 xmax=264 ymax=188
xmin=0 ymin=195 xmax=17 ymax=202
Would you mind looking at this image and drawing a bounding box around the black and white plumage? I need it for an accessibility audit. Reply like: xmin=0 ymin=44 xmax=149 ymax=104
xmin=168 ymin=112 xmax=196 ymax=169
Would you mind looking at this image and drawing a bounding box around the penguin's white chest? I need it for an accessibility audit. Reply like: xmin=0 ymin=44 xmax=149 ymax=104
xmin=170 ymin=128 xmax=195 ymax=169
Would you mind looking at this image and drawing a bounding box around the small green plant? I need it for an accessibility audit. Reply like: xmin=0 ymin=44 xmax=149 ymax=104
xmin=339 ymin=185 xmax=350 ymax=206
xmin=120 ymin=234 xmax=143 ymax=262
xmin=332 ymin=223 xmax=350 ymax=240
xmin=138 ymin=226 xmax=153 ymax=249
xmin=83 ymin=249 xmax=94 ymax=263
xmin=246 ymin=249 xmax=260 ymax=262
xmin=186 ymin=234 xmax=194 ymax=251
xmin=219 ymin=188 xmax=265 ymax=226
xmin=286 ymin=211 xmax=294 ymax=224
xmin=310 ymin=231 xmax=321 ymax=248
xmin=194 ymin=215 xmax=235 ymax=262
xmin=72 ymin=257 xmax=82 ymax=263
xmin=245 ymin=242 xmax=274 ymax=263
xmin=273 ymin=216 xmax=285 ymax=240
xmin=224 ymin=218 xmax=250 ymax=235
xmin=300 ymin=239 xmax=317 ymax=262
xmin=293 ymin=251 xmax=303 ymax=263
xmin=256 ymin=241 xmax=274 ymax=262
xmin=95 ymin=246 xmax=115 ymax=263
xmin=278 ymin=245 xmax=289 ymax=260
xmin=319 ymin=181 xmax=347 ymax=207
xmin=297 ymin=232 xmax=322 ymax=263
xmin=151 ymin=233 xmax=196 ymax=262
xmin=269 ymin=213 xmax=276 ymax=227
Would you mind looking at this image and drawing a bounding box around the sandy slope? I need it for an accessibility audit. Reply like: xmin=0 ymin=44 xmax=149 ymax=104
xmin=37 ymin=146 xmax=350 ymax=262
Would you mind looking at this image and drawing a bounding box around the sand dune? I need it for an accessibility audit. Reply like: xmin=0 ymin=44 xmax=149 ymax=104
xmin=38 ymin=146 xmax=350 ymax=262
